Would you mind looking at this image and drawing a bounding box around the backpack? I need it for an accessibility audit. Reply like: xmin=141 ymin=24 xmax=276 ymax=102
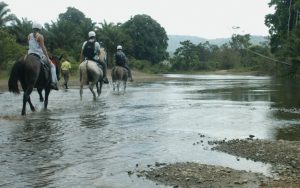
xmin=115 ymin=51 xmax=126 ymax=66
xmin=83 ymin=41 xmax=95 ymax=60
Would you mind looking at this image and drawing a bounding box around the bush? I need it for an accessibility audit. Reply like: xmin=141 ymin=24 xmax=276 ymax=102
xmin=129 ymin=58 xmax=170 ymax=73
xmin=0 ymin=29 xmax=26 ymax=69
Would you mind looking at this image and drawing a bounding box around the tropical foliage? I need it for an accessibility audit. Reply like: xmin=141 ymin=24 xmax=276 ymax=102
xmin=266 ymin=0 xmax=300 ymax=75
xmin=0 ymin=1 xmax=15 ymax=27
xmin=0 ymin=1 xmax=298 ymax=76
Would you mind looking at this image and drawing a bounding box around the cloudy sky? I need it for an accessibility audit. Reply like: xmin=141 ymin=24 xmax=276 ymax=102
xmin=5 ymin=0 xmax=274 ymax=39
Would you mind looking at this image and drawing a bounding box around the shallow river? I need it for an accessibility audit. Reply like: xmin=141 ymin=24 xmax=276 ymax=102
xmin=0 ymin=74 xmax=300 ymax=187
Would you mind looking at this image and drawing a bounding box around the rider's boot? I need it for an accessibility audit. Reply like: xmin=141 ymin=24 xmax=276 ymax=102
xmin=48 ymin=61 xmax=58 ymax=90
xmin=50 ymin=82 xmax=59 ymax=90
xmin=102 ymin=63 xmax=109 ymax=84
xmin=128 ymin=70 xmax=133 ymax=82
xmin=103 ymin=77 xmax=109 ymax=84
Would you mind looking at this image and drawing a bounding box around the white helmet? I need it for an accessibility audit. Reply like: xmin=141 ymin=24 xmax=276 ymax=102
xmin=88 ymin=31 xmax=96 ymax=38
xmin=117 ymin=45 xmax=122 ymax=50
xmin=32 ymin=22 xmax=42 ymax=30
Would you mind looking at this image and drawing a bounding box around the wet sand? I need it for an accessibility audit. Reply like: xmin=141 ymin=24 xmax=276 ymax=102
xmin=137 ymin=138 xmax=300 ymax=188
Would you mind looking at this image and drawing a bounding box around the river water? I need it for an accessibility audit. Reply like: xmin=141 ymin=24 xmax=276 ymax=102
xmin=0 ymin=74 xmax=299 ymax=187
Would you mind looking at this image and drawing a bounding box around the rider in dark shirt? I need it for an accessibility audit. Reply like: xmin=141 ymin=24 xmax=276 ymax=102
xmin=115 ymin=45 xmax=133 ymax=81
xmin=80 ymin=31 xmax=109 ymax=84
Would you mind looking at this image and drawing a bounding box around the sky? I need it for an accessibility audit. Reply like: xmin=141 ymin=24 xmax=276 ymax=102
xmin=5 ymin=0 xmax=274 ymax=39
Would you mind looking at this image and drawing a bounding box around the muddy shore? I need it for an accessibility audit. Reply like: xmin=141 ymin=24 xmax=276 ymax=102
xmin=136 ymin=138 xmax=300 ymax=188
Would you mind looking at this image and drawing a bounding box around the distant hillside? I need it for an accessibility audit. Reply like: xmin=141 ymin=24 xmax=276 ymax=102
xmin=167 ymin=35 xmax=267 ymax=54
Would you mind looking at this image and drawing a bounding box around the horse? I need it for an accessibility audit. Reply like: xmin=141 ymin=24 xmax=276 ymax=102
xmin=99 ymin=47 xmax=107 ymax=63
xmin=8 ymin=54 xmax=61 ymax=115
xmin=111 ymin=66 xmax=128 ymax=92
xmin=79 ymin=60 xmax=103 ymax=100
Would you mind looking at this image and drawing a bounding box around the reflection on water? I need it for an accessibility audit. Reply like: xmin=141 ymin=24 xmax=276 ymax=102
xmin=0 ymin=74 xmax=300 ymax=187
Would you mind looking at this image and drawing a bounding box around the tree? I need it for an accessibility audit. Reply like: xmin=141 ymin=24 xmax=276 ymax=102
xmin=96 ymin=21 xmax=132 ymax=67
xmin=45 ymin=7 xmax=95 ymax=60
xmin=218 ymin=44 xmax=240 ymax=69
xmin=170 ymin=40 xmax=213 ymax=71
xmin=8 ymin=18 xmax=32 ymax=45
xmin=265 ymin=0 xmax=300 ymax=75
xmin=122 ymin=14 xmax=168 ymax=64
xmin=0 ymin=1 xmax=16 ymax=27
xmin=0 ymin=29 xmax=26 ymax=69
xmin=229 ymin=34 xmax=252 ymax=67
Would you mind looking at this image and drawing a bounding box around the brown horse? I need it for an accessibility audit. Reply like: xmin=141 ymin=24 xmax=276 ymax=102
xmin=111 ymin=66 xmax=128 ymax=92
xmin=8 ymin=54 xmax=61 ymax=115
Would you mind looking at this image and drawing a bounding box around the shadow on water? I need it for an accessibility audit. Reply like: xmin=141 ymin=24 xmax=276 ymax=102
xmin=5 ymin=112 xmax=64 ymax=187
xmin=79 ymin=100 xmax=109 ymax=129
xmin=269 ymin=78 xmax=300 ymax=141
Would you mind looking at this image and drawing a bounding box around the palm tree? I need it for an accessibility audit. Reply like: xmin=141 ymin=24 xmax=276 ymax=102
xmin=0 ymin=1 xmax=16 ymax=27
xmin=97 ymin=21 xmax=132 ymax=67
xmin=9 ymin=18 xmax=32 ymax=45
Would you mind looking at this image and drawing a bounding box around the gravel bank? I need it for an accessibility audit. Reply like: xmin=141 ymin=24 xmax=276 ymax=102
xmin=137 ymin=139 xmax=300 ymax=188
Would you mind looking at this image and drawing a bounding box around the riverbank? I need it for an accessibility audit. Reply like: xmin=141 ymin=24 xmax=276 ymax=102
xmin=0 ymin=69 xmax=167 ymax=92
xmin=0 ymin=69 xmax=266 ymax=92
xmin=137 ymin=138 xmax=300 ymax=188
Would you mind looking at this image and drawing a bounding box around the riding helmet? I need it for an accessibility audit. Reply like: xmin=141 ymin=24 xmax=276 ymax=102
xmin=117 ymin=45 xmax=122 ymax=50
xmin=32 ymin=22 xmax=42 ymax=30
xmin=88 ymin=31 xmax=96 ymax=38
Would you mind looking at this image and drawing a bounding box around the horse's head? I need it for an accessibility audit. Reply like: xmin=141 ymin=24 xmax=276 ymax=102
xmin=50 ymin=55 xmax=63 ymax=81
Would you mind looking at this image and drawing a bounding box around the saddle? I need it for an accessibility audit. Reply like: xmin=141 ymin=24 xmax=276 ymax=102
xmin=28 ymin=53 xmax=51 ymax=82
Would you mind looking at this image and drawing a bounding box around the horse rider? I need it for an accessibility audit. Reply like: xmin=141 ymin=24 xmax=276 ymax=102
xmin=80 ymin=31 xmax=109 ymax=84
xmin=60 ymin=57 xmax=72 ymax=89
xmin=115 ymin=45 xmax=133 ymax=81
xmin=28 ymin=22 xmax=58 ymax=90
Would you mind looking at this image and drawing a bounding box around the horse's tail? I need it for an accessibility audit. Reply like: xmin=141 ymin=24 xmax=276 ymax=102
xmin=79 ymin=61 xmax=88 ymax=85
xmin=8 ymin=59 xmax=23 ymax=94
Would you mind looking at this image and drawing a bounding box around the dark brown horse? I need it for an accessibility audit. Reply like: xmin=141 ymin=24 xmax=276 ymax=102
xmin=8 ymin=54 xmax=61 ymax=115
xmin=111 ymin=66 xmax=128 ymax=92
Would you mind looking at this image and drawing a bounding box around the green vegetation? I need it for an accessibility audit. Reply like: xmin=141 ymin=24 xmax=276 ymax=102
xmin=0 ymin=1 xmax=299 ymax=77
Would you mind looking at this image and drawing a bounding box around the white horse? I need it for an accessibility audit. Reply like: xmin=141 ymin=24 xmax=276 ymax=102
xmin=79 ymin=60 xmax=103 ymax=100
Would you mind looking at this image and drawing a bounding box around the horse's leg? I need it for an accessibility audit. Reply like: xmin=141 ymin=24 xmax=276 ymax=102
xmin=22 ymin=87 xmax=34 ymax=115
xmin=80 ymin=84 xmax=83 ymax=100
xmin=28 ymin=96 xmax=35 ymax=112
xmin=44 ymin=88 xmax=51 ymax=109
xmin=123 ymin=81 xmax=127 ymax=92
xmin=21 ymin=93 xmax=27 ymax=115
xmin=112 ymin=81 xmax=116 ymax=91
xmin=37 ymin=88 xmax=44 ymax=102
xmin=96 ymin=81 xmax=100 ymax=96
xmin=99 ymin=81 xmax=103 ymax=96
xmin=117 ymin=81 xmax=120 ymax=93
xmin=89 ymin=82 xmax=96 ymax=100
